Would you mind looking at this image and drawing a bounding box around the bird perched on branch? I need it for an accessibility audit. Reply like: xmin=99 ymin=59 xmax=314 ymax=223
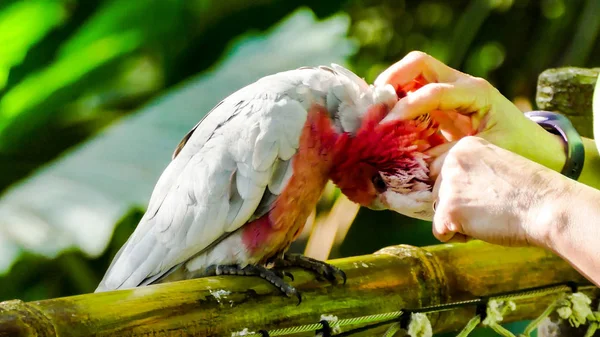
xmin=95 ymin=65 xmax=444 ymax=302
xmin=95 ymin=64 xmax=398 ymax=302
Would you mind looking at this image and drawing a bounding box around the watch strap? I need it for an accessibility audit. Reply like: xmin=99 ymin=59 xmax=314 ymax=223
xmin=524 ymin=110 xmax=585 ymax=181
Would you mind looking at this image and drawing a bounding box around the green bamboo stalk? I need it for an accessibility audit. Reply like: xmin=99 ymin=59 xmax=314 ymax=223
xmin=0 ymin=241 xmax=596 ymax=337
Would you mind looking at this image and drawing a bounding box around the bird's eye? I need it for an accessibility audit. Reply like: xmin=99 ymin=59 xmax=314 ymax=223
xmin=371 ymin=174 xmax=387 ymax=193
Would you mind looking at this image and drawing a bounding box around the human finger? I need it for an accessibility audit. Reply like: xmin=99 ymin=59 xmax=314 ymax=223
xmin=430 ymin=110 xmax=474 ymax=140
xmin=428 ymin=150 xmax=449 ymax=182
xmin=426 ymin=139 xmax=457 ymax=158
xmin=427 ymin=140 xmax=458 ymax=182
xmin=431 ymin=199 xmax=458 ymax=242
xmin=381 ymin=81 xmax=485 ymax=123
xmin=374 ymin=51 xmax=460 ymax=89
xmin=432 ymin=214 xmax=456 ymax=242
xmin=431 ymin=166 xmax=443 ymax=201
xmin=444 ymin=232 xmax=473 ymax=243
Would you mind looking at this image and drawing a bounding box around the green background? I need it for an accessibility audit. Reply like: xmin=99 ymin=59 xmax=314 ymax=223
xmin=0 ymin=0 xmax=598 ymax=336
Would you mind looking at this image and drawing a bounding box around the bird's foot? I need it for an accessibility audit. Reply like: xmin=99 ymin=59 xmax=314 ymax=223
xmin=205 ymin=264 xmax=301 ymax=305
xmin=273 ymin=253 xmax=347 ymax=285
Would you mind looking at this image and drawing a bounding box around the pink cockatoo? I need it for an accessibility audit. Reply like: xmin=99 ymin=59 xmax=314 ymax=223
xmin=94 ymin=64 xmax=400 ymax=302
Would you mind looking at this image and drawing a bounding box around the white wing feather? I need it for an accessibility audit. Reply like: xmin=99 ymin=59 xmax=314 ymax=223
xmin=95 ymin=85 xmax=312 ymax=291
xmin=95 ymin=60 xmax=382 ymax=291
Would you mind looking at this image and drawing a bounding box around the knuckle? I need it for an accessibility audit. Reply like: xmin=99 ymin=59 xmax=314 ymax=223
xmin=424 ymin=82 xmax=451 ymax=98
xmin=454 ymin=136 xmax=486 ymax=152
xmin=440 ymin=155 xmax=460 ymax=176
xmin=432 ymin=226 xmax=448 ymax=242
xmin=446 ymin=140 xmax=467 ymax=158
xmin=437 ymin=176 xmax=457 ymax=199
xmin=405 ymin=51 xmax=435 ymax=70
xmin=440 ymin=154 xmax=459 ymax=172
xmin=439 ymin=156 xmax=465 ymax=184
xmin=444 ymin=203 xmax=462 ymax=219
xmin=463 ymin=135 xmax=485 ymax=146
xmin=437 ymin=200 xmax=461 ymax=223
xmin=406 ymin=50 xmax=429 ymax=61
xmin=432 ymin=205 xmax=461 ymax=238
xmin=469 ymin=76 xmax=491 ymax=88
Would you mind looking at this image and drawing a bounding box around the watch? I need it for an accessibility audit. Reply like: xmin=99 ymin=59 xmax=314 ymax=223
xmin=524 ymin=110 xmax=585 ymax=181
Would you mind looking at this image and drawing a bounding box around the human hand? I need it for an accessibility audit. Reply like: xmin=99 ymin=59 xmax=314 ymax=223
xmin=375 ymin=51 xmax=566 ymax=173
xmin=429 ymin=136 xmax=573 ymax=247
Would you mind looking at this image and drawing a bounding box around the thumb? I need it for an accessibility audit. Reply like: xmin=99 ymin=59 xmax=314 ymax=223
xmin=431 ymin=199 xmax=456 ymax=242
xmin=426 ymin=141 xmax=457 ymax=181
xmin=432 ymin=219 xmax=456 ymax=242
xmin=432 ymin=211 xmax=471 ymax=243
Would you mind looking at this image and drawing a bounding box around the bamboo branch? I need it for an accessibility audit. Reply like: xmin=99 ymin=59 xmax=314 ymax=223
xmin=0 ymin=241 xmax=597 ymax=337
xmin=536 ymin=67 xmax=600 ymax=138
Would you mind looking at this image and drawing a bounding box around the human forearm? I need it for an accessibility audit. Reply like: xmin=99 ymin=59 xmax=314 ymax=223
xmin=538 ymin=179 xmax=600 ymax=287
xmin=517 ymin=118 xmax=600 ymax=190
xmin=542 ymin=135 xmax=600 ymax=190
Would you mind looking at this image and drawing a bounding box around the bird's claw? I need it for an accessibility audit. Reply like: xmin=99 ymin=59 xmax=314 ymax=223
xmin=203 ymin=254 xmax=345 ymax=306
xmin=272 ymin=269 xmax=295 ymax=281
xmin=274 ymin=253 xmax=347 ymax=285
xmin=205 ymin=264 xmax=301 ymax=305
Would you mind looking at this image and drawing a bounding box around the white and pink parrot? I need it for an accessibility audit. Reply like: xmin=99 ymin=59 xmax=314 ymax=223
xmin=95 ymin=64 xmax=444 ymax=302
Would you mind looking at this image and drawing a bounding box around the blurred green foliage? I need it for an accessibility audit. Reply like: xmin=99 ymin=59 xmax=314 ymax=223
xmin=0 ymin=0 xmax=598 ymax=335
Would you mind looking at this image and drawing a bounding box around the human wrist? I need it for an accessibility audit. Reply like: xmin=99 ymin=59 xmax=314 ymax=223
xmin=532 ymin=130 xmax=568 ymax=173
xmin=523 ymin=170 xmax=574 ymax=249
xmin=537 ymin=181 xmax=600 ymax=286
xmin=523 ymin=111 xmax=585 ymax=180
xmin=511 ymin=118 xmax=567 ymax=173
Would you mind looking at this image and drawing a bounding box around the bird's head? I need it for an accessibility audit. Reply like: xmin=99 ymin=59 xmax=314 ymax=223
xmin=330 ymin=101 xmax=446 ymax=221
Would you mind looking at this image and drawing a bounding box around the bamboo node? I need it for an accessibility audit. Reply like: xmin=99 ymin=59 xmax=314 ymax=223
xmin=0 ymin=299 xmax=56 ymax=337
xmin=374 ymin=244 xmax=449 ymax=322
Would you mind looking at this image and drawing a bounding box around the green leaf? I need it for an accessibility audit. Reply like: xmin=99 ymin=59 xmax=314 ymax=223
xmin=0 ymin=0 xmax=68 ymax=90
xmin=57 ymin=0 xmax=185 ymax=56
xmin=0 ymin=31 xmax=142 ymax=131
xmin=0 ymin=7 xmax=357 ymax=275
xmin=0 ymin=0 xmax=188 ymax=153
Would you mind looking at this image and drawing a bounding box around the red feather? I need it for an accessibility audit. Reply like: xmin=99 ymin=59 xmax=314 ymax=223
xmin=330 ymin=103 xmax=446 ymax=206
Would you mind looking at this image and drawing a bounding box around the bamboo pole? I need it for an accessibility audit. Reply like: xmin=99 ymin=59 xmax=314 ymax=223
xmin=0 ymin=241 xmax=597 ymax=337
xmin=536 ymin=67 xmax=600 ymax=138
